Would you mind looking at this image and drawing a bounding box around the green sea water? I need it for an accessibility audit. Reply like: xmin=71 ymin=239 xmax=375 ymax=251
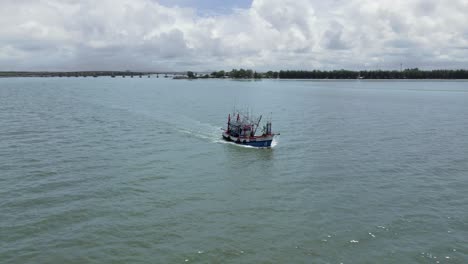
xmin=1 ymin=77 xmax=467 ymax=263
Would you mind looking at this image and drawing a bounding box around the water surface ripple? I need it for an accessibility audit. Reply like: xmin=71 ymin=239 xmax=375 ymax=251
xmin=1 ymin=78 xmax=467 ymax=263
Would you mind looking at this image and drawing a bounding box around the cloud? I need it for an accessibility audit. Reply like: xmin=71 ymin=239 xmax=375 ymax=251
xmin=0 ymin=0 xmax=468 ymax=71
xmin=322 ymin=21 xmax=348 ymax=50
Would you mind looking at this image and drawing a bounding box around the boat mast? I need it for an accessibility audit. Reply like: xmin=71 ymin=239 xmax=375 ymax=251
xmin=253 ymin=115 xmax=262 ymax=135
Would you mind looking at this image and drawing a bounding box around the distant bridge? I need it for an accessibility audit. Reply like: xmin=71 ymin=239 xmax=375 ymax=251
xmin=0 ymin=71 xmax=194 ymax=78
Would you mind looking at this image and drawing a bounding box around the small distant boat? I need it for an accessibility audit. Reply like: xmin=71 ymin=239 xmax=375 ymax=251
xmin=222 ymin=110 xmax=279 ymax=147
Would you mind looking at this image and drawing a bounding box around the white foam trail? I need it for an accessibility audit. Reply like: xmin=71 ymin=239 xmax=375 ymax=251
xmin=171 ymin=114 xmax=280 ymax=149
xmin=178 ymin=127 xmax=219 ymax=142
xmin=271 ymin=136 xmax=279 ymax=148
xmin=173 ymin=118 xmax=223 ymax=143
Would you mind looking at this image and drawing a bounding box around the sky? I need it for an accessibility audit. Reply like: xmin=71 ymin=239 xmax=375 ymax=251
xmin=1 ymin=0 xmax=468 ymax=71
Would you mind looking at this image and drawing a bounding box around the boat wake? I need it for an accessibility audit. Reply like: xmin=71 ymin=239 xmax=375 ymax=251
xmin=177 ymin=124 xmax=279 ymax=149
xmin=88 ymin=105 xmax=240 ymax=145
xmin=271 ymin=136 xmax=279 ymax=148
xmin=176 ymin=123 xmax=221 ymax=143
xmin=140 ymin=110 xmax=279 ymax=149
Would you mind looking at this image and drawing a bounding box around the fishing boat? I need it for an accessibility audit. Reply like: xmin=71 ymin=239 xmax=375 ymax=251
xmin=222 ymin=111 xmax=279 ymax=147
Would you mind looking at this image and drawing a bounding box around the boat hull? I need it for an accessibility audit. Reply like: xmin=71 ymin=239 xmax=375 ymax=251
xmin=222 ymin=132 xmax=274 ymax=147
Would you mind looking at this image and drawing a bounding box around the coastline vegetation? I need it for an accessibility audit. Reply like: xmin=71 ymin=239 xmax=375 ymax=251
xmin=2 ymin=68 xmax=468 ymax=79
xmin=202 ymin=68 xmax=468 ymax=79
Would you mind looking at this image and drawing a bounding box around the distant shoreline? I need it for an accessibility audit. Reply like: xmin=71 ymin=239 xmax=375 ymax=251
xmin=0 ymin=71 xmax=166 ymax=78
xmin=2 ymin=69 xmax=468 ymax=79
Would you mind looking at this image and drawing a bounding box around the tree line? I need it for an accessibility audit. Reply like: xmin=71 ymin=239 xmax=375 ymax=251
xmin=194 ymin=68 xmax=468 ymax=79
xmin=198 ymin=69 xmax=263 ymax=79
xmin=278 ymin=69 xmax=468 ymax=79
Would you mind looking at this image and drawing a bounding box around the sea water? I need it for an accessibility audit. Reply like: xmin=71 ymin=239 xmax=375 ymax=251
xmin=1 ymin=77 xmax=467 ymax=263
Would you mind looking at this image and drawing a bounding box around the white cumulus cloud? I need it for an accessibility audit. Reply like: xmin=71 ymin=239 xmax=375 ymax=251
xmin=0 ymin=0 xmax=467 ymax=71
